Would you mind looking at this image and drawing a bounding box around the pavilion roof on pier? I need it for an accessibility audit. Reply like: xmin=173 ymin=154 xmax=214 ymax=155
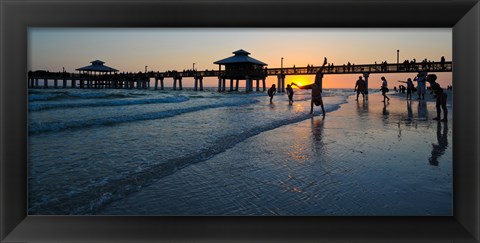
xmin=214 ymin=49 xmax=268 ymax=66
xmin=76 ymin=60 xmax=119 ymax=72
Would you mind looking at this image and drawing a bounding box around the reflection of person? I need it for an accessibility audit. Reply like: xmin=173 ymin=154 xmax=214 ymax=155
xmin=417 ymin=100 xmax=428 ymax=120
xmin=354 ymin=76 xmax=366 ymax=101
xmin=286 ymin=84 xmax=294 ymax=105
xmin=267 ymin=84 xmax=276 ymax=103
xmin=429 ymin=121 xmax=448 ymax=166
xmin=427 ymin=74 xmax=448 ymax=122
xmin=311 ymin=116 xmax=326 ymax=153
xmin=292 ymin=57 xmax=328 ymax=116
xmin=382 ymin=102 xmax=390 ymax=117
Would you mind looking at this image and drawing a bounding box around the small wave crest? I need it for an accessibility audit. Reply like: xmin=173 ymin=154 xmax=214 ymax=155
xmin=28 ymin=90 xmax=141 ymax=102
xmin=29 ymin=99 xmax=260 ymax=134
xmin=29 ymin=96 xmax=190 ymax=111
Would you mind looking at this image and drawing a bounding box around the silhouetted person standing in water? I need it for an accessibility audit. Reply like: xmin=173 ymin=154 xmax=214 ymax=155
xmin=354 ymin=76 xmax=366 ymax=101
xmin=268 ymin=84 xmax=276 ymax=103
xmin=415 ymin=71 xmax=427 ymax=100
xmin=380 ymin=76 xmax=390 ymax=102
xmin=292 ymin=57 xmax=328 ymax=116
xmin=286 ymin=84 xmax=294 ymax=105
xmin=427 ymin=74 xmax=448 ymax=122
xmin=398 ymin=78 xmax=415 ymax=100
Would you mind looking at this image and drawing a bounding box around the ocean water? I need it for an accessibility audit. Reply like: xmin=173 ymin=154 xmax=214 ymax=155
xmin=28 ymin=87 xmax=452 ymax=216
xmin=28 ymin=87 xmax=350 ymax=215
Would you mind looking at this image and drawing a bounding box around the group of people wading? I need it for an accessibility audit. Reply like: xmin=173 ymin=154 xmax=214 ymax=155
xmin=267 ymin=57 xmax=448 ymax=122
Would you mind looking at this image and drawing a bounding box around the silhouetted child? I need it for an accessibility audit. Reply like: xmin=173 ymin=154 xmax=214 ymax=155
xmin=286 ymin=84 xmax=294 ymax=105
xmin=268 ymin=84 xmax=276 ymax=103
xmin=427 ymin=74 xmax=448 ymax=122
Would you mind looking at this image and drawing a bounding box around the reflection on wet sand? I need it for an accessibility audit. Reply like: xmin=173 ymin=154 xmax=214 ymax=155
xmin=382 ymin=102 xmax=390 ymax=118
xmin=311 ymin=117 xmax=325 ymax=153
xmin=407 ymin=99 xmax=413 ymax=121
xmin=356 ymin=99 xmax=369 ymax=117
xmin=417 ymin=100 xmax=428 ymax=120
xmin=429 ymin=121 xmax=448 ymax=166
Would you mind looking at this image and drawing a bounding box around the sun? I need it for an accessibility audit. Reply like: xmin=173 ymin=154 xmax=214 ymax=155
xmin=287 ymin=76 xmax=312 ymax=88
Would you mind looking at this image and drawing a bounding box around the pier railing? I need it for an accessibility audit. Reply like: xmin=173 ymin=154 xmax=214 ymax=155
xmin=28 ymin=61 xmax=452 ymax=90
xmin=266 ymin=61 xmax=452 ymax=76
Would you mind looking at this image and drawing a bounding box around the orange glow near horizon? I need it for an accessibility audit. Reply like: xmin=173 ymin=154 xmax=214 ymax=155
xmin=287 ymin=76 xmax=311 ymax=88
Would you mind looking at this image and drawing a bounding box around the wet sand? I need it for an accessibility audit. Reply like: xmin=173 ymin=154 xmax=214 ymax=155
xmin=99 ymin=91 xmax=452 ymax=216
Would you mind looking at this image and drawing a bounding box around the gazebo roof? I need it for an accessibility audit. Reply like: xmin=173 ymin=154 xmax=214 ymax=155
xmin=214 ymin=49 xmax=268 ymax=66
xmin=76 ymin=60 xmax=119 ymax=72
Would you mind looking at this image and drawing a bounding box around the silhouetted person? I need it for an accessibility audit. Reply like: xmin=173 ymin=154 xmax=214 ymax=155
xmin=286 ymin=84 xmax=294 ymax=105
xmin=292 ymin=57 xmax=328 ymax=116
xmin=440 ymin=56 xmax=446 ymax=70
xmin=398 ymin=78 xmax=415 ymax=100
xmin=268 ymin=84 xmax=276 ymax=103
xmin=414 ymin=71 xmax=427 ymax=100
xmin=354 ymin=76 xmax=366 ymax=101
xmin=380 ymin=76 xmax=390 ymax=102
xmin=427 ymin=74 xmax=448 ymax=122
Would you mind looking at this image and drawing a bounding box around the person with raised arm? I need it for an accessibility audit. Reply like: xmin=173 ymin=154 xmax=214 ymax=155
xmin=291 ymin=57 xmax=328 ymax=116
xmin=398 ymin=78 xmax=415 ymax=100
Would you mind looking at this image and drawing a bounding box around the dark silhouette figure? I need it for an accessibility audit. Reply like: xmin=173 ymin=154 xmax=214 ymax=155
xmin=286 ymin=84 xmax=294 ymax=105
xmin=292 ymin=57 xmax=328 ymax=116
xmin=398 ymin=78 xmax=415 ymax=100
xmin=354 ymin=76 xmax=367 ymax=101
xmin=268 ymin=84 xmax=276 ymax=103
xmin=427 ymin=74 xmax=448 ymax=122
xmin=440 ymin=56 xmax=446 ymax=70
xmin=380 ymin=76 xmax=390 ymax=102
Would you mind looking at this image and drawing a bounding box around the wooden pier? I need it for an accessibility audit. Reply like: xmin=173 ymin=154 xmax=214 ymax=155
xmin=28 ymin=61 xmax=452 ymax=92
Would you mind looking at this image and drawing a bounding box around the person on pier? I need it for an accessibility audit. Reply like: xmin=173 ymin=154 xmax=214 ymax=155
xmin=291 ymin=57 xmax=328 ymax=116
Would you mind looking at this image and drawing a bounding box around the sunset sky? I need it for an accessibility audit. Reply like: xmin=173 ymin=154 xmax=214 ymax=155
xmin=28 ymin=28 xmax=452 ymax=88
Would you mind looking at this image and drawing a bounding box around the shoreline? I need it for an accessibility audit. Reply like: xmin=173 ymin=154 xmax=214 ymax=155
xmin=97 ymin=88 xmax=452 ymax=216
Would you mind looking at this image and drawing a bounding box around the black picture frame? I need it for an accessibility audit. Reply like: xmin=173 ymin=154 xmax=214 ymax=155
xmin=1 ymin=0 xmax=479 ymax=242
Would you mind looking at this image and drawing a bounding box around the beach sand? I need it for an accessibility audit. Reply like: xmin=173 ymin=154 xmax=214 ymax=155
xmin=99 ymin=90 xmax=452 ymax=216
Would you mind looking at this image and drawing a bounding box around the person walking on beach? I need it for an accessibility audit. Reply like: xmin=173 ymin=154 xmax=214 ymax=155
xmin=286 ymin=83 xmax=294 ymax=105
xmin=381 ymin=76 xmax=390 ymax=102
xmin=427 ymin=74 xmax=448 ymax=122
xmin=354 ymin=76 xmax=367 ymax=101
xmin=292 ymin=57 xmax=328 ymax=116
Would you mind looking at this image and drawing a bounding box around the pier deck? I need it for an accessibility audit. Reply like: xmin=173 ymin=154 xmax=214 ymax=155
xmin=28 ymin=61 xmax=452 ymax=91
